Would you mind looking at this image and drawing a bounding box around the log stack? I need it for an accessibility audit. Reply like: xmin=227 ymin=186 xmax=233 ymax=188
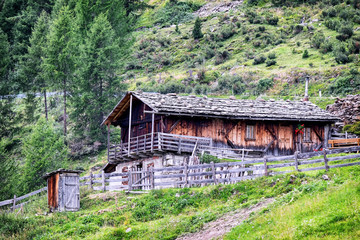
xmin=326 ymin=95 xmax=360 ymax=124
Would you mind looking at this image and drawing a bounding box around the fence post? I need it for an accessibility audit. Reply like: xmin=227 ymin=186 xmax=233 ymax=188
xmin=150 ymin=167 xmax=155 ymax=189
xmin=211 ymin=161 xmax=217 ymax=184
xmin=264 ymin=157 xmax=268 ymax=176
xmin=184 ymin=161 xmax=188 ymax=188
xmin=89 ymin=170 xmax=93 ymax=190
xmin=12 ymin=195 xmax=16 ymax=212
xmin=323 ymin=149 xmax=329 ymax=171
xmin=102 ymin=170 xmax=105 ymax=191
xmin=128 ymin=169 xmax=132 ymax=191
xmin=294 ymin=151 xmax=299 ymax=172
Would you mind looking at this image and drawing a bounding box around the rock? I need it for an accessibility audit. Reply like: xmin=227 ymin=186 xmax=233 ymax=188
xmin=126 ymin=228 xmax=132 ymax=233
xmin=322 ymin=174 xmax=330 ymax=181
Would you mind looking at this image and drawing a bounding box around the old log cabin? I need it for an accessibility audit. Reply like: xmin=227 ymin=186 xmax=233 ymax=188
xmin=102 ymin=91 xmax=338 ymax=173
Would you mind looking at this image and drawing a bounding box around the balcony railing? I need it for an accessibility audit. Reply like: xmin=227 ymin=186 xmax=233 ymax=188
xmin=108 ymin=132 xmax=264 ymax=162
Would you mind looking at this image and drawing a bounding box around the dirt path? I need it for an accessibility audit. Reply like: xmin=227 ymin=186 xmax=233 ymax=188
xmin=177 ymin=198 xmax=274 ymax=240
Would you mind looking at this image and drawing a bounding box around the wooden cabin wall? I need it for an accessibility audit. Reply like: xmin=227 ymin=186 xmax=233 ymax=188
xmin=117 ymin=99 xmax=161 ymax=142
xmin=165 ymin=116 xmax=325 ymax=155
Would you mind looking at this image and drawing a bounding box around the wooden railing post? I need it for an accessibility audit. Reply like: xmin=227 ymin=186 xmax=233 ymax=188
xmin=295 ymin=151 xmax=299 ymax=172
xmin=89 ymin=170 xmax=93 ymax=190
xmin=102 ymin=170 xmax=105 ymax=191
xmin=211 ymin=161 xmax=217 ymax=184
xmin=12 ymin=195 xmax=16 ymax=212
xmin=151 ymin=113 xmax=154 ymax=152
xmin=264 ymin=157 xmax=268 ymax=176
xmin=158 ymin=132 xmax=162 ymax=151
xmin=150 ymin=167 xmax=155 ymax=189
xmin=323 ymin=149 xmax=329 ymax=171
xmin=184 ymin=161 xmax=188 ymax=188
xmin=128 ymin=169 xmax=132 ymax=191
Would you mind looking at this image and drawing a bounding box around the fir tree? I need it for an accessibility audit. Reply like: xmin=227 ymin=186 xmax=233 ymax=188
xmin=22 ymin=11 xmax=50 ymax=120
xmin=0 ymin=138 xmax=17 ymax=200
xmin=192 ymin=17 xmax=203 ymax=40
xmin=22 ymin=117 xmax=68 ymax=193
xmin=44 ymin=6 xmax=76 ymax=138
xmin=72 ymin=13 xmax=124 ymax=143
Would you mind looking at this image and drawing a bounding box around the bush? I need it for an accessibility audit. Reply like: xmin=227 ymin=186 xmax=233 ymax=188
xmin=221 ymin=25 xmax=236 ymax=40
xmin=266 ymin=59 xmax=276 ymax=66
xmin=253 ymin=55 xmax=266 ymax=65
xmin=335 ymin=52 xmax=350 ymax=64
xmin=216 ymin=74 xmax=245 ymax=94
xmin=302 ymin=49 xmax=309 ymax=58
xmin=343 ymin=122 xmax=360 ymax=135
xmin=267 ymin=16 xmax=279 ymax=25
xmin=293 ymin=25 xmax=304 ymax=34
xmin=322 ymin=7 xmax=337 ymax=18
xmin=215 ymin=50 xmax=230 ymax=65
xmin=325 ymin=18 xmax=340 ymax=31
xmin=258 ymin=26 xmax=266 ymax=32
xmin=336 ymin=26 xmax=353 ymax=41
xmin=154 ymin=1 xmax=196 ymax=26
xmin=256 ymin=78 xmax=274 ymax=94
xmin=200 ymin=153 xmax=220 ymax=164
xmin=320 ymin=39 xmax=334 ymax=53
xmin=268 ymin=52 xmax=276 ymax=59
xmin=204 ymin=46 xmax=215 ymax=59
xmin=159 ymin=81 xmax=186 ymax=94
xmin=312 ymin=31 xmax=325 ymax=49
xmin=193 ymin=17 xmax=203 ymax=39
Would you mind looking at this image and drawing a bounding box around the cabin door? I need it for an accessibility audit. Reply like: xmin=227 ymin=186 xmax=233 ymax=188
xmin=278 ymin=125 xmax=292 ymax=155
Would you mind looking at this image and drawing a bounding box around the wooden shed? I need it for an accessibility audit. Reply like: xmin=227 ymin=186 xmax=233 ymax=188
xmin=43 ymin=169 xmax=82 ymax=212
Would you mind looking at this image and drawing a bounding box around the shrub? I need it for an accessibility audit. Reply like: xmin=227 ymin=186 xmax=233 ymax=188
xmin=302 ymin=49 xmax=309 ymax=58
xmin=215 ymin=50 xmax=230 ymax=65
xmin=154 ymin=0 xmax=196 ymax=26
xmin=221 ymin=25 xmax=236 ymax=40
xmin=322 ymin=7 xmax=337 ymax=18
xmin=256 ymin=78 xmax=274 ymax=94
xmin=312 ymin=31 xmax=325 ymax=49
xmin=193 ymin=17 xmax=203 ymax=39
xmin=258 ymin=26 xmax=266 ymax=32
xmin=266 ymin=59 xmax=277 ymax=66
xmin=293 ymin=25 xmax=304 ymax=34
xmin=204 ymin=46 xmax=215 ymax=59
xmin=268 ymin=52 xmax=276 ymax=59
xmin=343 ymin=122 xmax=360 ymax=135
xmin=175 ymin=24 xmax=180 ymax=34
xmin=253 ymin=55 xmax=266 ymax=65
xmin=159 ymin=81 xmax=186 ymax=94
xmin=320 ymin=39 xmax=334 ymax=53
xmin=336 ymin=26 xmax=353 ymax=41
xmin=325 ymin=19 xmax=340 ymax=31
xmin=334 ymin=52 xmax=350 ymax=64
xmin=267 ymin=16 xmax=279 ymax=25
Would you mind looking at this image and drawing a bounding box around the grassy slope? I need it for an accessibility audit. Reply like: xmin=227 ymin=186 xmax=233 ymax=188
xmin=2 ymin=163 xmax=360 ymax=240
xmin=122 ymin=0 xmax=359 ymax=100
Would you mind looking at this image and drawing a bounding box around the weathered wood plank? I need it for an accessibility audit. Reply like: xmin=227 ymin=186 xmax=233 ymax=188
xmin=16 ymin=187 xmax=47 ymax=201
xmin=329 ymin=161 xmax=360 ymax=169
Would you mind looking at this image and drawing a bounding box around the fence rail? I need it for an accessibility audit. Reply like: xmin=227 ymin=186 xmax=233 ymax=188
xmin=82 ymin=146 xmax=360 ymax=191
xmin=0 ymin=187 xmax=47 ymax=211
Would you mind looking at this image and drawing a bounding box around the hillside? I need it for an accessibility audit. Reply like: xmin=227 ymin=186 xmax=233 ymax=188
xmin=1 ymin=165 xmax=360 ymax=239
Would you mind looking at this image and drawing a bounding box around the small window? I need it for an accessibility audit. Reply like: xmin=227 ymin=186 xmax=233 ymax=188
xmin=246 ymin=125 xmax=255 ymax=140
xmin=303 ymin=127 xmax=311 ymax=142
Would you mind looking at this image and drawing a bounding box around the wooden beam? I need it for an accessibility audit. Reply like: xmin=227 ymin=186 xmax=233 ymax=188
xmin=128 ymin=95 xmax=133 ymax=157
xmin=107 ymin=124 xmax=110 ymax=161
xmin=324 ymin=124 xmax=330 ymax=149
xmin=167 ymin=119 xmax=181 ymax=133
xmin=151 ymin=113 xmax=154 ymax=152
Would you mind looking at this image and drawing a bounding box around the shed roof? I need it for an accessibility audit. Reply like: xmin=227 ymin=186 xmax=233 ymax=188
xmin=43 ymin=169 xmax=83 ymax=179
xmin=103 ymin=91 xmax=339 ymax=125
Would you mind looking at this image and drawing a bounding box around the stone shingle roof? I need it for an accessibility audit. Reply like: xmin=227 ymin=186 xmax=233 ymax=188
xmin=103 ymin=91 xmax=339 ymax=125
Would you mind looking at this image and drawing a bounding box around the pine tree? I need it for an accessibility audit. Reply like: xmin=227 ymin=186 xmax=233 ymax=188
xmin=22 ymin=117 xmax=68 ymax=193
xmin=72 ymin=13 xmax=124 ymax=143
xmin=0 ymin=29 xmax=9 ymax=80
xmin=44 ymin=6 xmax=76 ymax=138
xmin=0 ymin=138 xmax=17 ymax=200
xmin=192 ymin=17 xmax=203 ymax=40
xmin=22 ymin=11 xmax=50 ymax=120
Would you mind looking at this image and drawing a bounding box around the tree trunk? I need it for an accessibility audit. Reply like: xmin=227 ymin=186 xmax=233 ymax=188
xmin=44 ymin=89 xmax=48 ymax=121
xmin=63 ymin=78 xmax=67 ymax=138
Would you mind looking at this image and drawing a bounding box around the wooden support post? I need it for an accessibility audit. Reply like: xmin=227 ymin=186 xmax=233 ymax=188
xmin=136 ymin=136 xmax=139 ymax=153
xmin=324 ymin=124 xmax=330 ymax=149
xmin=184 ymin=161 xmax=188 ymax=188
xmin=158 ymin=132 xmax=162 ymax=151
xmin=12 ymin=195 xmax=16 ymax=212
xmin=128 ymin=95 xmax=133 ymax=156
xmin=323 ymin=149 xmax=329 ymax=171
xmin=178 ymin=139 xmax=182 ymax=154
xmin=264 ymin=157 xmax=268 ymax=176
xmin=150 ymin=167 xmax=155 ymax=189
xmin=89 ymin=170 xmax=93 ymax=190
xmin=128 ymin=169 xmax=132 ymax=191
xmin=107 ymin=124 xmax=110 ymax=161
xmin=294 ymin=151 xmax=299 ymax=172
xmin=151 ymin=113 xmax=154 ymax=152
xmin=102 ymin=170 xmax=105 ymax=191
xmin=211 ymin=161 xmax=217 ymax=184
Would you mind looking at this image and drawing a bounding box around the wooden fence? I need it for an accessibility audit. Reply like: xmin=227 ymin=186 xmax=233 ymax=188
xmin=0 ymin=187 xmax=47 ymax=211
xmin=82 ymin=146 xmax=360 ymax=191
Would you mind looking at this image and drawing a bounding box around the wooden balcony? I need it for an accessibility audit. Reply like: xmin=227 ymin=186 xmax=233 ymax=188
xmin=108 ymin=132 xmax=264 ymax=163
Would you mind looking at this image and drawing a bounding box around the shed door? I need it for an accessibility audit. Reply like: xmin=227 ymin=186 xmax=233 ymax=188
xmin=64 ymin=175 xmax=80 ymax=211
xmin=278 ymin=125 xmax=292 ymax=155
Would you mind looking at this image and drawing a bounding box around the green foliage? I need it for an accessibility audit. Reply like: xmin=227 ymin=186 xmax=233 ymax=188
xmin=217 ymin=74 xmax=245 ymax=95
xmin=22 ymin=117 xmax=68 ymax=193
xmin=71 ymin=13 xmax=124 ymax=144
xmin=302 ymin=49 xmax=309 ymax=58
xmin=200 ymin=153 xmax=220 ymax=164
xmin=220 ymin=25 xmax=236 ymax=40
xmin=343 ymin=121 xmax=360 ymax=135
xmin=255 ymin=78 xmax=274 ymax=94
xmin=328 ymin=68 xmax=360 ymax=94
xmin=253 ymin=55 xmax=266 ymax=65
xmin=0 ymin=138 xmax=17 ymax=200
xmin=265 ymin=59 xmax=276 ymax=66
xmin=0 ymin=29 xmax=9 ymax=79
xmin=154 ymin=0 xmax=198 ymax=26
xmin=192 ymin=17 xmax=203 ymax=40
xmin=312 ymin=31 xmax=325 ymax=49
xmin=159 ymin=81 xmax=186 ymax=94
xmin=336 ymin=25 xmax=354 ymax=41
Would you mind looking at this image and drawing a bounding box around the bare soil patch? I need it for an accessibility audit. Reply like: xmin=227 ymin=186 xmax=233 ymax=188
xmin=177 ymin=198 xmax=274 ymax=240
